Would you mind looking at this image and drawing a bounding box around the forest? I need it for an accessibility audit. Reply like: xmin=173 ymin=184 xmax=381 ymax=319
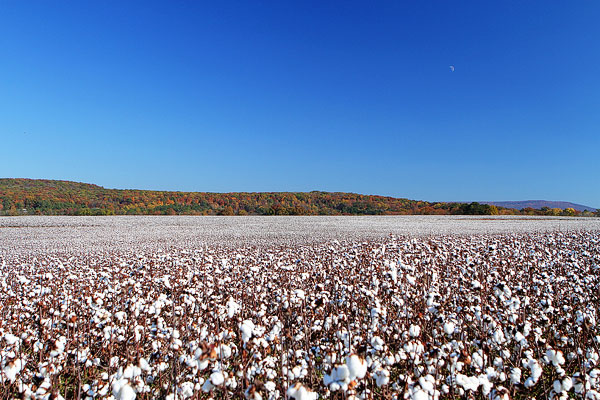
xmin=0 ymin=178 xmax=596 ymax=216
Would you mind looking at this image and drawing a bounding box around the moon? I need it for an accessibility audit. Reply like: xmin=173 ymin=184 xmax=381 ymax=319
xmin=449 ymin=65 xmax=455 ymax=72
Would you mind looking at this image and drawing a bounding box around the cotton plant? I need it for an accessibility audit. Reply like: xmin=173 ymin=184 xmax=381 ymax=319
xmin=1 ymin=231 xmax=600 ymax=398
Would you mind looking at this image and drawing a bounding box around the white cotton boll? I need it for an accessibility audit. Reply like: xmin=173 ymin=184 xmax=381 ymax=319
xmin=523 ymin=358 xmax=542 ymax=387
xmin=112 ymin=378 xmax=136 ymax=400
xmin=406 ymin=275 xmax=416 ymax=285
xmin=443 ymin=321 xmax=455 ymax=336
xmin=491 ymin=328 xmax=506 ymax=345
xmin=524 ymin=378 xmax=536 ymax=388
xmin=4 ymin=333 xmax=20 ymax=346
xmin=411 ymin=388 xmax=429 ymax=400
xmin=115 ymin=384 xmax=136 ymax=400
xmin=346 ymin=355 xmax=368 ymax=380
xmin=514 ymin=331 xmax=527 ymax=347
xmin=409 ymin=325 xmax=421 ymax=338
xmin=33 ymin=340 xmax=43 ymax=352
xmin=418 ymin=375 xmax=435 ymax=394
xmin=472 ymin=351 xmax=484 ymax=371
xmin=471 ymin=280 xmax=482 ymax=289
xmin=509 ymin=368 xmax=521 ymax=385
xmin=114 ymin=311 xmax=127 ymax=322
xmin=329 ymin=382 xmax=341 ymax=392
xmin=389 ymin=263 xmax=398 ymax=283
xmin=198 ymin=359 xmax=209 ymax=370
xmin=325 ymin=353 xmax=337 ymax=366
xmin=456 ymin=374 xmax=480 ymax=392
xmin=139 ymin=358 xmax=151 ymax=373
xmin=36 ymin=379 xmax=52 ymax=396
xmin=226 ymin=297 xmax=241 ymax=318
xmin=2 ymin=359 xmax=25 ymax=383
xmin=286 ymin=383 xmax=317 ymax=400
xmin=292 ymin=365 xmax=302 ymax=379
xmin=371 ymin=307 xmax=381 ymax=318
xmin=219 ymin=344 xmax=232 ymax=359
xmin=179 ymin=382 xmax=194 ymax=398
xmin=374 ymin=368 xmax=390 ymax=387
xmin=546 ymin=349 xmax=565 ymax=366
xmin=585 ymin=390 xmax=600 ymax=400
xmin=478 ymin=374 xmax=493 ymax=395
xmin=122 ymin=365 xmax=142 ymax=380
xmin=384 ymin=353 xmax=395 ymax=365
xmin=553 ymin=378 xmax=573 ymax=393
xmin=324 ymin=364 xmax=350 ymax=388
xmin=493 ymin=388 xmax=511 ymax=400
xmin=371 ymin=336 xmax=385 ymax=351
xmin=241 ymin=320 xmax=255 ymax=343
xmin=293 ymin=289 xmax=306 ymax=300
xmin=210 ymin=371 xmax=225 ymax=386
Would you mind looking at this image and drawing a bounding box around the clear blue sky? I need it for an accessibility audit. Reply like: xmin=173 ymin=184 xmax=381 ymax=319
xmin=1 ymin=1 xmax=598 ymax=206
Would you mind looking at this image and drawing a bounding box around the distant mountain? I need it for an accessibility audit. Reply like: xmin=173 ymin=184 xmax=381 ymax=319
xmin=483 ymin=200 xmax=597 ymax=212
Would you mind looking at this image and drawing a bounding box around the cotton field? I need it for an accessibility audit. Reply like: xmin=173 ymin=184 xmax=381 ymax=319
xmin=1 ymin=220 xmax=600 ymax=399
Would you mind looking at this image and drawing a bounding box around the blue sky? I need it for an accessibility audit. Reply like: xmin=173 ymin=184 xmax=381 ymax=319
xmin=1 ymin=1 xmax=598 ymax=206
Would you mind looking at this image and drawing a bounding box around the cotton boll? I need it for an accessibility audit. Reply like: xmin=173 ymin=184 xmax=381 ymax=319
xmin=122 ymin=365 xmax=142 ymax=379
xmin=443 ymin=321 xmax=455 ymax=336
xmin=371 ymin=336 xmax=385 ymax=351
xmin=478 ymin=374 xmax=493 ymax=395
xmin=493 ymin=387 xmax=511 ymax=400
xmin=116 ymin=384 xmax=136 ymax=400
xmin=418 ymin=375 xmax=435 ymax=394
xmin=409 ymin=325 xmax=421 ymax=338
xmin=456 ymin=374 xmax=480 ymax=392
xmin=4 ymin=333 xmax=20 ymax=346
xmin=112 ymin=379 xmax=136 ymax=400
xmin=546 ymin=349 xmax=565 ymax=367
xmin=219 ymin=344 xmax=232 ymax=359
xmin=139 ymin=358 xmax=151 ymax=373
xmin=241 ymin=320 xmax=255 ymax=343
xmin=472 ymin=351 xmax=484 ymax=371
xmin=114 ymin=311 xmax=127 ymax=322
xmin=226 ymin=297 xmax=241 ymax=318
xmin=210 ymin=371 xmax=225 ymax=386
xmin=2 ymin=359 xmax=25 ymax=383
xmin=523 ymin=358 xmax=543 ymax=387
xmin=510 ymin=368 xmax=521 ymax=385
xmin=324 ymin=364 xmax=350 ymax=389
xmin=374 ymin=368 xmax=390 ymax=387
xmin=286 ymin=383 xmax=317 ymax=400
xmin=411 ymin=388 xmax=429 ymax=400
xmin=553 ymin=376 xmax=573 ymax=393
xmin=346 ymin=355 xmax=368 ymax=380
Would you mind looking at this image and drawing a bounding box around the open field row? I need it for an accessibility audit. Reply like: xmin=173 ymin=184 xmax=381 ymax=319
xmin=1 ymin=216 xmax=599 ymax=255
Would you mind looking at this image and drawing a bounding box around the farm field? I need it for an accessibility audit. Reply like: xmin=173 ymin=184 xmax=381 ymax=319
xmin=1 ymin=215 xmax=600 ymax=254
xmin=1 ymin=216 xmax=599 ymax=399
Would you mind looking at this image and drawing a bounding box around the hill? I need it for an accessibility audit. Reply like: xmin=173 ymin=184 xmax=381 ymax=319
xmin=0 ymin=178 xmax=596 ymax=216
xmin=483 ymin=200 xmax=597 ymax=212
xmin=0 ymin=178 xmax=504 ymax=216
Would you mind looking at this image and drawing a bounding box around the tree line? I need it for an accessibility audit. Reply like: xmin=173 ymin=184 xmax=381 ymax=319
xmin=0 ymin=178 xmax=597 ymax=217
